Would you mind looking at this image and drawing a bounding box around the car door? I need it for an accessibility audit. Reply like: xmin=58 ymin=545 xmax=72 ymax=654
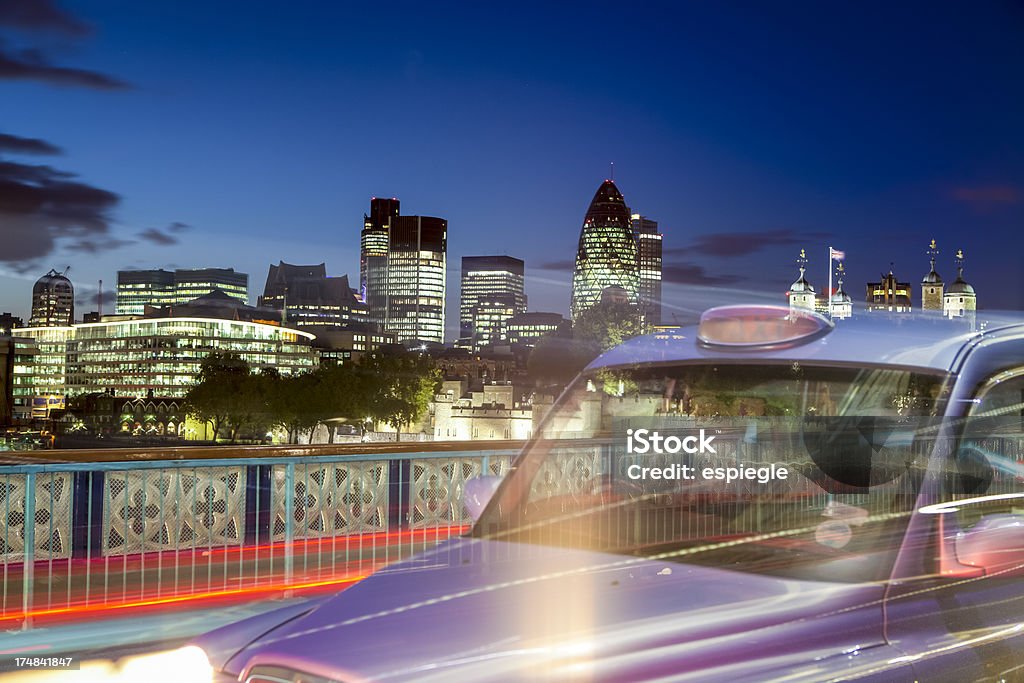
xmin=885 ymin=368 xmax=1024 ymax=682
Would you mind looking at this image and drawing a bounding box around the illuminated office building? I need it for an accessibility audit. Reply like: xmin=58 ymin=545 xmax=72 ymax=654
xmin=13 ymin=318 xmax=315 ymax=402
xmin=29 ymin=269 xmax=74 ymax=326
xmin=460 ymin=256 xmax=526 ymax=348
xmin=504 ymin=312 xmax=570 ymax=347
xmin=259 ymin=261 xmax=368 ymax=328
xmin=866 ymin=268 xmax=912 ymax=312
xmin=10 ymin=327 xmax=71 ymax=419
xmin=116 ymin=268 xmax=248 ymax=315
xmin=385 ymin=215 xmax=447 ymax=344
xmin=361 ymin=197 xmax=400 ymax=326
xmin=631 ymin=214 xmax=663 ymax=327
xmin=571 ymin=180 xmax=639 ymax=320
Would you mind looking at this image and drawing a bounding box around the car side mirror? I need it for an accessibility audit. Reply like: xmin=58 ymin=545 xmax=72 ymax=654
xmin=464 ymin=476 xmax=502 ymax=522
xmin=954 ymin=514 xmax=1024 ymax=577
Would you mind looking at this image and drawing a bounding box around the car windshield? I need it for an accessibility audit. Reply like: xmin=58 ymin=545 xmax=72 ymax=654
xmin=474 ymin=362 xmax=950 ymax=583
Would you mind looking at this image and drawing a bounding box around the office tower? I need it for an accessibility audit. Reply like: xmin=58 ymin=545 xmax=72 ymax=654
xmin=460 ymin=255 xmax=526 ymax=348
xmin=385 ymin=215 xmax=447 ymax=344
xmin=29 ymin=268 xmax=74 ymax=326
xmin=361 ymin=197 xmax=400 ymax=325
xmin=630 ymin=214 xmax=663 ymax=327
xmin=116 ymin=268 xmax=249 ymax=315
xmin=571 ymin=180 xmax=639 ymax=320
xmin=171 ymin=268 xmax=248 ymax=305
xmin=115 ymin=269 xmax=175 ymax=315
xmin=259 ymin=261 xmax=368 ymax=327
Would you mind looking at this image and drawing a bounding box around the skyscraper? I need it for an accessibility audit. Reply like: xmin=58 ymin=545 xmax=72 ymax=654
xmin=361 ymin=197 xmax=400 ymax=326
xmin=29 ymin=268 xmax=74 ymax=326
xmin=631 ymin=214 xmax=663 ymax=327
xmin=571 ymin=180 xmax=639 ymax=320
xmin=116 ymin=268 xmax=248 ymax=315
xmin=386 ymin=215 xmax=447 ymax=343
xmin=460 ymin=255 xmax=526 ymax=348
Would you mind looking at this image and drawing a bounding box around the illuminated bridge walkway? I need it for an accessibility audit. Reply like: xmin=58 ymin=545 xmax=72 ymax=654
xmin=0 ymin=442 xmax=523 ymax=633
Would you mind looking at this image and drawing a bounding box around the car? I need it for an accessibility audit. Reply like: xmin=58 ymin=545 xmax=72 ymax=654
xmin=188 ymin=304 xmax=1024 ymax=682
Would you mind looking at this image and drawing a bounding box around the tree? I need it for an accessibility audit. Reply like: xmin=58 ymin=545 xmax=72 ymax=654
xmin=572 ymin=300 xmax=643 ymax=351
xmin=184 ymin=353 xmax=252 ymax=442
xmin=358 ymin=349 xmax=440 ymax=441
xmin=527 ymin=335 xmax=601 ymax=387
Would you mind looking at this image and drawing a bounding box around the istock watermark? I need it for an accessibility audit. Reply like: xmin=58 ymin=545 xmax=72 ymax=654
xmin=626 ymin=428 xmax=717 ymax=454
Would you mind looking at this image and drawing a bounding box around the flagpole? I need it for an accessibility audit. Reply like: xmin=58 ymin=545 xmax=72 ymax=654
xmin=827 ymin=246 xmax=833 ymax=317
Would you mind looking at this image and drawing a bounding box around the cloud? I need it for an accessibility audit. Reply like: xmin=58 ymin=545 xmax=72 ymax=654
xmin=951 ymin=185 xmax=1019 ymax=207
xmin=0 ymin=132 xmax=62 ymax=155
xmin=669 ymin=229 xmax=830 ymax=258
xmin=0 ymin=0 xmax=91 ymax=36
xmin=64 ymin=237 xmax=135 ymax=253
xmin=0 ymin=156 xmax=120 ymax=263
xmin=168 ymin=221 xmax=191 ymax=233
xmin=0 ymin=45 xmax=130 ymax=89
xmin=538 ymin=259 xmax=575 ymax=271
xmin=137 ymin=225 xmax=183 ymax=246
xmin=663 ymin=263 xmax=742 ymax=285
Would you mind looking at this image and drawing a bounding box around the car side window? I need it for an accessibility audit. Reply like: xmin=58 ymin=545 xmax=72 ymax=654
xmin=941 ymin=370 xmax=1024 ymax=532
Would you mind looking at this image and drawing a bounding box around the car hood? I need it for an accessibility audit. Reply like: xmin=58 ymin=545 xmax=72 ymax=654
xmin=218 ymin=538 xmax=885 ymax=681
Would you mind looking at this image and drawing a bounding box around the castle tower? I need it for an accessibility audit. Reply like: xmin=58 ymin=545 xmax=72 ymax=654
xmin=921 ymin=239 xmax=944 ymax=311
xmin=788 ymin=249 xmax=816 ymax=312
xmin=943 ymin=249 xmax=977 ymax=320
xmin=829 ymin=262 xmax=852 ymax=320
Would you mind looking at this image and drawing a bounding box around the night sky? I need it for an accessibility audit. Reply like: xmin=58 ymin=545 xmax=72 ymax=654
xmin=2 ymin=0 xmax=1022 ymax=337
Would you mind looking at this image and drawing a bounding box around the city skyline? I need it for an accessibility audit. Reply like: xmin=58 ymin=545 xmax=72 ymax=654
xmin=1 ymin=1 xmax=1023 ymax=329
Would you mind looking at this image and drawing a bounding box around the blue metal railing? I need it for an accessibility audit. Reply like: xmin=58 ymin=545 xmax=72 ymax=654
xmin=0 ymin=446 xmax=521 ymax=628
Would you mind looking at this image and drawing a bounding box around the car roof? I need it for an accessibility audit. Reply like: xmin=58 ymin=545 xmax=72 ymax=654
xmin=588 ymin=310 xmax=1024 ymax=374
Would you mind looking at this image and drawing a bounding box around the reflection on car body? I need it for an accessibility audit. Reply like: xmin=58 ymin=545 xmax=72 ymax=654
xmin=192 ymin=305 xmax=1024 ymax=682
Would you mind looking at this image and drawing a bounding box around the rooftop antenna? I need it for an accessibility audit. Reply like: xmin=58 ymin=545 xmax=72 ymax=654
xmin=98 ymin=279 xmax=103 ymax=317
xmin=610 ymin=162 xmax=614 ymax=181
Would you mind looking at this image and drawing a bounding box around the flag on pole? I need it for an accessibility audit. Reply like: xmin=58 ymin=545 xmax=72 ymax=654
xmin=830 ymin=247 xmax=846 ymax=261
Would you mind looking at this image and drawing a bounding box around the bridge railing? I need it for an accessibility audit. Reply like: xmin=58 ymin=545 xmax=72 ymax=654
xmin=0 ymin=443 xmax=523 ymax=627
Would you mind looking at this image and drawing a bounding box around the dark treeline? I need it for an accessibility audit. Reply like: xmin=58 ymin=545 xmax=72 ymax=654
xmin=184 ymin=349 xmax=440 ymax=443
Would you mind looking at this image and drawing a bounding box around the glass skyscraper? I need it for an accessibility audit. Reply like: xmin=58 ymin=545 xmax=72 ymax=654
xmin=29 ymin=269 xmax=75 ymax=327
xmin=571 ymin=180 xmax=639 ymax=320
xmin=460 ymin=255 xmax=526 ymax=348
xmin=385 ymin=215 xmax=447 ymax=344
xmin=361 ymin=197 xmax=400 ymax=327
xmin=631 ymin=214 xmax=663 ymax=327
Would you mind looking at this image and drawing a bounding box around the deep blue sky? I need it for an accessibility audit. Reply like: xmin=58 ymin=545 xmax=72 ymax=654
xmin=1 ymin=0 xmax=1022 ymax=335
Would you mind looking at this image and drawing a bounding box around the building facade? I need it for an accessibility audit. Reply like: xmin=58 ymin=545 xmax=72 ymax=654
xmin=631 ymin=214 xmax=663 ymax=327
xmin=944 ymin=250 xmax=977 ymax=319
xmin=0 ymin=312 xmax=24 ymax=335
xmin=0 ymin=336 xmax=12 ymax=425
xmin=867 ymin=269 xmax=912 ymax=312
xmin=361 ymin=197 xmax=400 ymax=326
xmin=12 ymin=319 xmax=316 ymax=402
xmin=29 ymin=269 xmax=74 ymax=326
xmin=504 ymin=312 xmax=570 ymax=347
xmin=386 ymin=215 xmax=447 ymax=344
xmin=258 ymin=261 xmax=368 ymax=328
xmin=116 ymin=267 xmax=249 ymax=315
xmin=921 ymin=240 xmax=944 ymax=311
xmin=788 ymin=250 xmax=817 ymax=312
xmin=571 ymin=180 xmax=639 ymax=320
xmin=460 ymin=255 xmax=526 ymax=348
xmin=10 ymin=327 xmax=71 ymax=420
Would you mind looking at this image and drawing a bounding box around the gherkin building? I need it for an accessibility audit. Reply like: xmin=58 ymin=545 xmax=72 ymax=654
xmin=571 ymin=180 xmax=640 ymax=320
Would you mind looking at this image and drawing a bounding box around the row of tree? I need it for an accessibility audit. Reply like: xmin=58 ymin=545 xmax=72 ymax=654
xmin=184 ymin=349 xmax=440 ymax=443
